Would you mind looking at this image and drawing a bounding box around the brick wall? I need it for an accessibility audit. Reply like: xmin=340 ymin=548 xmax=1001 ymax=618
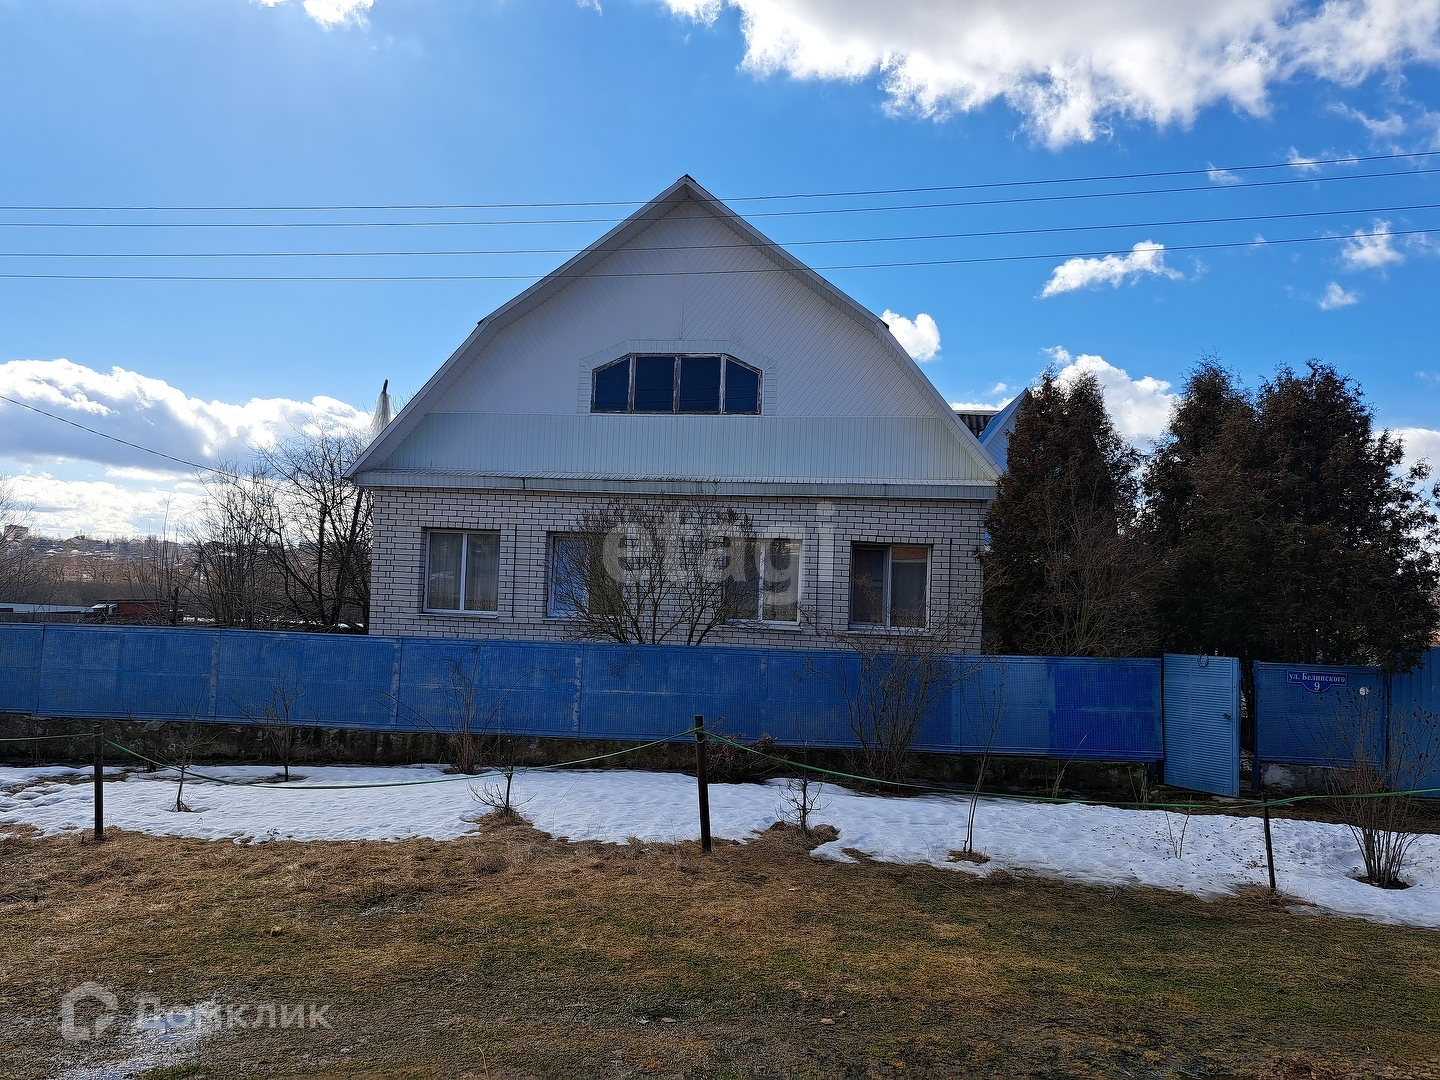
xmin=370 ymin=488 xmax=988 ymax=650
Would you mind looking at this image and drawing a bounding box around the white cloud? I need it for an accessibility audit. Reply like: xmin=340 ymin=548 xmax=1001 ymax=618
xmin=881 ymin=309 xmax=941 ymax=360
xmin=1341 ymin=219 xmax=1405 ymax=270
xmin=1319 ymin=281 xmax=1360 ymax=308
xmin=1207 ymin=164 xmax=1242 ymax=185
xmin=1047 ymin=347 xmax=1178 ymax=445
xmin=255 ymin=0 xmax=373 ymax=28
xmin=950 ymin=398 xmax=1015 ymax=411
xmin=1284 ymin=146 xmax=1325 ymax=173
xmin=0 ymin=359 xmax=368 ymax=475
xmin=1330 ymin=102 xmax=1407 ymax=138
xmin=2 ymin=473 xmax=204 ymax=538
xmin=990 ymin=382 xmax=1009 ymax=395
xmin=662 ymin=0 xmax=1440 ymax=147
xmin=1039 ymin=241 xmax=1181 ymax=297
xmin=1394 ymin=427 xmax=1440 ymax=475
xmin=0 ymin=359 xmax=370 ymax=536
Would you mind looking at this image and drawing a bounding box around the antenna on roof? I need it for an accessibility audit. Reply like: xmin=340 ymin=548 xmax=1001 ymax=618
xmin=370 ymin=379 xmax=392 ymax=442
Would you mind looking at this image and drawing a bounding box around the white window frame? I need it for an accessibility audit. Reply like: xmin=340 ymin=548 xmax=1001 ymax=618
xmin=546 ymin=533 xmax=591 ymax=619
xmin=849 ymin=543 xmax=930 ymax=629
xmin=727 ymin=537 xmax=802 ymax=626
xmin=422 ymin=529 xmax=501 ymax=615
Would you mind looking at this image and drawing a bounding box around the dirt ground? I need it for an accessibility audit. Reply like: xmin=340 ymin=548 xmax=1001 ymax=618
xmin=1 ymin=817 xmax=1438 ymax=1079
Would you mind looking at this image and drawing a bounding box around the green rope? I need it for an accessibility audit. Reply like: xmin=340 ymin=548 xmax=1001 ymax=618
xmin=9 ymin=726 xmax=1432 ymax=809
xmin=100 ymin=727 xmax=701 ymax=791
xmin=701 ymin=731 xmax=1440 ymax=813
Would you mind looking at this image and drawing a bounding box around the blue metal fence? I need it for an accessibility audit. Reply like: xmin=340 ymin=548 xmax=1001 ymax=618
xmin=1255 ymin=650 xmax=1440 ymax=795
xmin=1162 ymin=654 xmax=1242 ymax=797
xmin=1391 ymin=649 xmax=1440 ymax=795
xmin=1255 ymin=661 xmax=1386 ymax=769
xmin=0 ymin=624 xmax=1166 ymax=762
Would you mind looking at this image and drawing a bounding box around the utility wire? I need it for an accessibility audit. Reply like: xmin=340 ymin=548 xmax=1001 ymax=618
xmin=3 ymin=149 xmax=1436 ymax=212
xmin=0 ymin=200 xmax=1433 ymax=259
xmin=4 ymin=167 xmax=1439 ymax=230
xmin=0 ymin=393 xmax=251 ymax=480
xmin=0 ymin=225 xmax=1428 ymax=280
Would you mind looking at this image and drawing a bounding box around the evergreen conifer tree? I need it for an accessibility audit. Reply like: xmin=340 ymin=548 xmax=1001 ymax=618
xmin=982 ymin=371 xmax=1156 ymax=656
xmin=1145 ymin=360 xmax=1439 ymax=673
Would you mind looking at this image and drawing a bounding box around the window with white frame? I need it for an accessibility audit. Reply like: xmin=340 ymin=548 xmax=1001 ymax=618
xmin=548 ymin=534 xmax=591 ymax=617
xmin=726 ymin=537 xmax=801 ymax=623
xmin=591 ymin=354 xmax=761 ymax=415
xmin=424 ymin=530 xmax=500 ymax=613
xmin=850 ymin=543 xmax=928 ymax=628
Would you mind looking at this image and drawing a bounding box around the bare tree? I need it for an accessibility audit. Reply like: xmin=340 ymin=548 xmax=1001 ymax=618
xmin=470 ymin=743 xmax=525 ymax=823
xmin=1030 ymin=494 xmax=1160 ymax=657
xmin=261 ymin=429 xmax=372 ymax=633
xmin=808 ymin=591 xmax=982 ymax=784
xmin=248 ymin=674 xmax=304 ymax=782
xmin=119 ymin=499 xmax=194 ymax=624
xmin=1324 ymin=687 xmax=1436 ymax=888
xmin=961 ymin=665 xmax=1006 ymax=855
xmin=168 ymin=706 xmax=212 ymax=812
xmin=0 ymin=474 xmax=55 ymax=602
xmin=778 ymin=772 xmax=827 ymax=838
xmin=189 ymin=464 xmax=285 ymax=629
xmin=551 ymin=498 xmax=757 ymax=645
xmin=443 ymin=647 xmax=488 ymax=776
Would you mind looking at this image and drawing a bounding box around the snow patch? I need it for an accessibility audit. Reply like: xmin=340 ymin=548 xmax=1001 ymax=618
xmin=1 ymin=765 xmax=1435 ymax=929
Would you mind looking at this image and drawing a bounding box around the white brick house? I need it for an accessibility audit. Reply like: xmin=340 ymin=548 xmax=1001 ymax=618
xmin=349 ymin=177 xmax=999 ymax=648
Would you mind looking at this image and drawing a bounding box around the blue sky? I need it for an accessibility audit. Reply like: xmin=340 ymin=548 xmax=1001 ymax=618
xmin=1 ymin=0 xmax=1438 ymax=534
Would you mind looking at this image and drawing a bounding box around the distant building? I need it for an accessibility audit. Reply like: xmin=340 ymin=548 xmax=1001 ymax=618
xmin=0 ymin=602 xmax=88 ymax=624
xmin=350 ymin=176 xmax=1000 ymax=647
xmin=953 ymin=390 xmax=1029 ymax=473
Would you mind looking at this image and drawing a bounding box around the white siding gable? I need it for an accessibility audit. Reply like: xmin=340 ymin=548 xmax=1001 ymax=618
xmin=352 ymin=179 xmax=997 ymax=498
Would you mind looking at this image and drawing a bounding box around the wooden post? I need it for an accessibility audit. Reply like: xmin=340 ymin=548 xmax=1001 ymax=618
xmin=1262 ymin=794 xmax=1276 ymax=892
xmin=694 ymin=714 xmax=712 ymax=855
xmin=93 ymin=726 xmax=104 ymax=843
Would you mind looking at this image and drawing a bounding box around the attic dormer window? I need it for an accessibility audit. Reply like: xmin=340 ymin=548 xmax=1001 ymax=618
xmin=591 ymin=355 xmax=761 ymax=415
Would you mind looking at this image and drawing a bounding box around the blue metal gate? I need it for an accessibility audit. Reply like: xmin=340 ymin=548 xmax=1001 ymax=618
xmin=1162 ymin=653 xmax=1241 ymax=796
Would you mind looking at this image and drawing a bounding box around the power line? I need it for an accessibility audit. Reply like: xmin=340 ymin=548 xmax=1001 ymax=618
xmin=0 ymin=393 xmax=249 ymax=479
xmin=3 ymin=167 xmax=1438 ymax=230
xmin=1 ymin=149 xmax=1436 ymax=212
xmin=0 ymin=225 xmax=1427 ymax=281
xmin=0 ymin=201 xmax=1434 ymax=259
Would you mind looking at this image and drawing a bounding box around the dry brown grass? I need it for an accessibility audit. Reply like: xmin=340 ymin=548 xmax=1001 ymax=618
xmin=1 ymin=819 xmax=1438 ymax=1079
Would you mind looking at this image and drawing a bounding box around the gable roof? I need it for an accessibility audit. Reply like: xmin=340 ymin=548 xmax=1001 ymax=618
xmin=977 ymin=389 xmax=1031 ymax=472
xmin=350 ymin=176 xmax=999 ymax=496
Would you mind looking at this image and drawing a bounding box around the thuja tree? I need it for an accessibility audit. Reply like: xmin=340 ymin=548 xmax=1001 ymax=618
xmin=1145 ymin=360 xmax=1440 ymax=673
xmin=982 ymin=371 xmax=1158 ymax=657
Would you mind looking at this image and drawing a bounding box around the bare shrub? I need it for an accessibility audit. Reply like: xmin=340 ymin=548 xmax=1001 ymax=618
xmin=470 ymin=729 xmax=529 ymax=824
xmin=248 ymin=674 xmax=303 ymax=782
xmin=777 ymin=772 xmax=827 ymax=839
xmin=808 ymin=592 xmax=982 ymax=785
xmin=1161 ymin=809 xmax=1193 ymax=859
xmin=471 ymin=751 xmax=525 ymax=824
xmin=1323 ymin=687 xmax=1435 ymax=889
xmin=704 ymin=720 xmax=777 ymax=784
xmin=168 ymin=706 xmax=212 ymax=812
xmin=961 ymin=667 xmax=1006 ymax=856
xmin=550 ymin=498 xmax=757 ymax=645
xmin=442 ymin=648 xmax=488 ymax=776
